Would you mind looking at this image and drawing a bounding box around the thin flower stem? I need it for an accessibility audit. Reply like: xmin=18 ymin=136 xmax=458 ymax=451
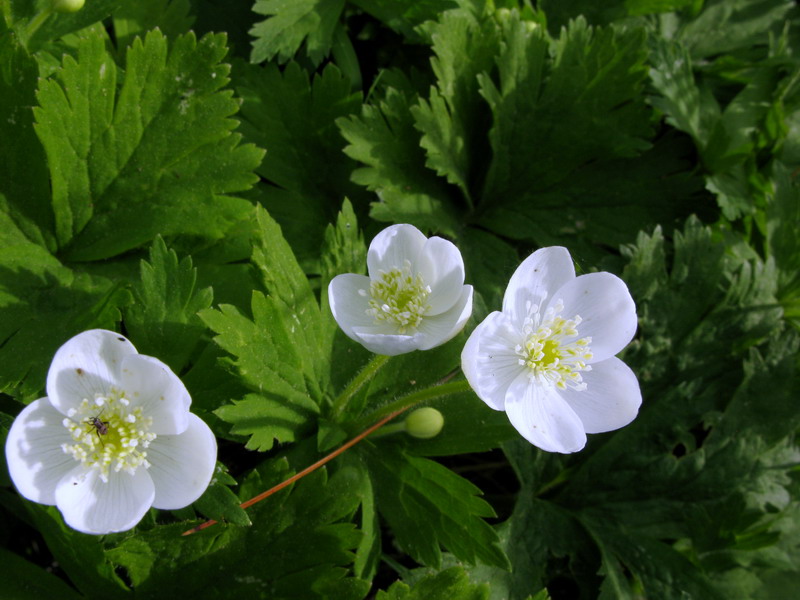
xmin=330 ymin=354 xmax=391 ymax=420
xmin=24 ymin=7 xmax=54 ymax=42
xmin=350 ymin=377 xmax=472 ymax=433
xmin=181 ymin=406 xmax=409 ymax=537
xmin=535 ymin=466 xmax=575 ymax=497
xmin=366 ymin=421 xmax=407 ymax=439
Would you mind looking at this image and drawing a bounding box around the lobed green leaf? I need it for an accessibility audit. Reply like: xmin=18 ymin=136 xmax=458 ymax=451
xmin=377 ymin=566 xmax=489 ymax=600
xmin=365 ymin=444 xmax=508 ymax=569
xmin=250 ymin=0 xmax=345 ymax=65
xmin=125 ymin=236 xmax=213 ymax=373
xmin=235 ymin=61 xmax=362 ymax=270
xmin=33 ymin=30 xmax=263 ymax=260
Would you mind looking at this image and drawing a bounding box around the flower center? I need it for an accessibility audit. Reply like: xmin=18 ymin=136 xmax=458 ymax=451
xmin=61 ymin=389 xmax=156 ymax=482
xmin=362 ymin=260 xmax=432 ymax=334
xmin=515 ymin=300 xmax=593 ymax=391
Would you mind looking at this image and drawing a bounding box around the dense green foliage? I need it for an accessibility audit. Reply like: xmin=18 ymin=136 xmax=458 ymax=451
xmin=1 ymin=0 xmax=799 ymax=598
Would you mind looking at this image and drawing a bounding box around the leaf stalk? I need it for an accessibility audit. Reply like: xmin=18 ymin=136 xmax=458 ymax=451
xmin=330 ymin=353 xmax=391 ymax=420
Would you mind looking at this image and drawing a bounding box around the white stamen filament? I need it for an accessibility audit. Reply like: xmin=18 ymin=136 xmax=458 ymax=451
xmin=60 ymin=390 xmax=156 ymax=483
xmin=515 ymin=299 xmax=593 ymax=391
xmin=365 ymin=260 xmax=432 ymax=334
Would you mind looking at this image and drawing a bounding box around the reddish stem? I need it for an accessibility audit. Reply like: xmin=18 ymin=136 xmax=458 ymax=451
xmin=182 ymin=407 xmax=409 ymax=536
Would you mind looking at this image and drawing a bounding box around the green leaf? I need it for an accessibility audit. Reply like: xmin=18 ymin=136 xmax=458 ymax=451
xmin=377 ymin=566 xmax=489 ymax=600
xmin=320 ymin=199 xmax=366 ymax=311
xmin=478 ymin=134 xmax=707 ymax=250
xmin=0 ymin=31 xmax=53 ymax=249
xmin=0 ymin=209 xmax=130 ymax=399
xmin=648 ymin=38 xmax=719 ymax=147
xmin=214 ymin=392 xmax=318 ymax=452
xmin=766 ymin=162 xmax=800 ymax=327
xmin=0 ymin=546 xmax=84 ymax=600
xmin=462 ymin=457 xmax=598 ymax=600
xmin=621 ymin=217 xmax=783 ymax=384
xmin=235 ymin=61 xmax=362 ymax=269
xmin=478 ymin=15 xmax=652 ymax=204
xmin=337 ymin=85 xmax=461 ymax=236
xmin=346 ymin=454 xmax=381 ymax=581
xmin=459 ymin=227 xmax=520 ymax=312
xmin=192 ymin=462 xmax=251 ymax=526
xmin=28 ymin=504 xmax=128 ymax=598
xmin=318 ymin=199 xmax=375 ymax=392
xmin=251 ymin=206 xmax=328 ymax=397
xmin=201 ymin=296 xmax=320 ymax=449
xmin=201 ymin=207 xmax=333 ymax=447
xmin=347 ymin=329 xmax=466 ymax=426
xmin=404 ymin=390 xmax=518 ymax=457
xmin=711 ymin=339 xmax=800 ymax=447
xmin=108 ymin=466 xmax=369 ymax=599
xmin=648 ymin=11 xmax=798 ymax=220
xmin=582 ymin=517 xmax=727 ymax=600
xmin=469 ymin=214 xmax=798 ymax=598
xmin=411 ymin=10 xmax=501 ymax=205
xmin=17 ymin=0 xmax=124 ymax=52
xmin=33 ymin=29 xmax=263 ymax=260
xmin=180 ymin=338 xmax=250 ymax=417
xmin=250 ymin=0 xmax=345 ymax=65
xmin=540 ymin=0 xmax=695 ymax=32
xmin=112 ymin=0 xmax=195 ymax=51
xmin=364 ymin=444 xmax=508 ymax=569
xmin=125 ymin=236 xmax=213 ymax=373
xmin=350 ymin=0 xmax=460 ymax=41
xmin=674 ymin=0 xmax=795 ymax=60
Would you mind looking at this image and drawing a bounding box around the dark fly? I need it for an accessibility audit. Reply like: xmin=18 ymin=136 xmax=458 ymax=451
xmin=86 ymin=412 xmax=109 ymax=437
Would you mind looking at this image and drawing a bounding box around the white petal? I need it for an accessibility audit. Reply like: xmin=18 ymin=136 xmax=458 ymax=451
xmin=505 ymin=373 xmax=587 ymax=453
xmin=417 ymin=285 xmax=473 ymax=350
xmin=461 ymin=312 xmax=525 ymax=411
xmin=5 ymin=398 xmax=76 ymax=505
xmin=367 ymin=224 xmax=427 ymax=278
xmin=119 ymin=354 xmax=190 ymax=435
xmin=46 ymin=330 xmax=138 ymax=415
xmin=55 ymin=465 xmax=155 ymax=534
xmin=416 ymin=236 xmax=466 ymax=315
xmin=560 ymin=357 xmax=641 ymax=434
xmin=503 ymin=247 xmax=575 ymax=327
xmin=351 ymin=327 xmax=424 ymax=356
xmin=147 ymin=414 xmax=218 ymax=510
xmin=328 ymin=273 xmax=374 ymax=342
xmin=548 ymin=272 xmax=637 ymax=362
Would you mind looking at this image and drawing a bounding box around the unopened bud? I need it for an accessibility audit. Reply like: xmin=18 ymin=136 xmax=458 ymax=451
xmin=52 ymin=0 xmax=85 ymax=13
xmin=404 ymin=407 xmax=444 ymax=439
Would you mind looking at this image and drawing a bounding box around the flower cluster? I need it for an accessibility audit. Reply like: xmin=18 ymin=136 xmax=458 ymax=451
xmin=330 ymin=229 xmax=641 ymax=454
xmin=5 ymin=225 xmax=642 ymax=536
xmin=5 ymin=330 xmax=216 ymax=534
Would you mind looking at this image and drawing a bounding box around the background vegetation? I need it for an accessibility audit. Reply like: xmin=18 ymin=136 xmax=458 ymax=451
xmin=1 ymin=0 xmax=799 ymax=598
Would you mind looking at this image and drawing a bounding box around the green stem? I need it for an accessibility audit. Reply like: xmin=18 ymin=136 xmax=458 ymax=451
xmin=330 ymin=354 xmax=391 ymax=420
xmin=368 ymin=421 xmax=407 ymax=439
xmin=351 ymin=379 xmax=472 ymax=432
xmin=24 ymin=7 xmax=53 ymax=43
xmin=535 ymin=465 xmax=574 ymax=497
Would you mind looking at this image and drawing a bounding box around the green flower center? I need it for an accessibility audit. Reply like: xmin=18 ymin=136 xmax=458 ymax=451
xmin=61 ymin=389 xmax=156 ymax=482
xmin=516 ymin=300 xmax=593 ymax=391
xmin=363 ymin=260 xmax=432 ymax=334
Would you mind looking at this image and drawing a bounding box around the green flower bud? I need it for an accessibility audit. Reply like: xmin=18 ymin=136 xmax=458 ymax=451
xmin=52 ymin=0 xmax=85 ymax=13
xmin=404 ymin=407 xmax=444 ymax=439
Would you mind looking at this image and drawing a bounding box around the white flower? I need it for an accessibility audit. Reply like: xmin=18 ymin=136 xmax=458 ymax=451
xmin=328 ymin=224 xmax=473 ymax=356
xmin=461 ymin=247 xmax=641 ymax=453
xmin=5 ymin=330 xmax=217 ymax=534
